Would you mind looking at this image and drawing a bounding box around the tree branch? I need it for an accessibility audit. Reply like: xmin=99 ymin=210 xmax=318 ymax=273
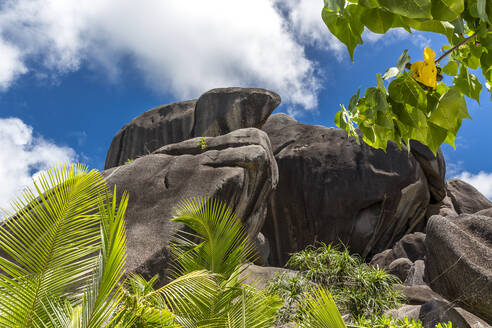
xmin=436 ymin=26 xmax=492 ymax=64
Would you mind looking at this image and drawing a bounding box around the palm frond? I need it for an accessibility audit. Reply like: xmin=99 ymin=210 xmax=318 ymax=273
xmin=0 ymin=164 xmax=107 ymax=328
xmin=170 ymin=198 xmax=255 ymax=279
xmin=77 ymin=189 xmax=128 ymax=328
xmin=297 ymin=287 xmax=347 ymax=328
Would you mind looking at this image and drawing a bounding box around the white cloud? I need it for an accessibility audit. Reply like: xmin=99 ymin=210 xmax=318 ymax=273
xmin=274 ymin=0 xmax=344 ymax=56
xmin=0 ymin=0 xmax=343 ymax=111
xmin=0 ymin=38 xmax=27 ymax=89
xmin=455 ymin=171 xmax=492 ymax=199
xmin=0 ymin=118 xmax=76 ymax=214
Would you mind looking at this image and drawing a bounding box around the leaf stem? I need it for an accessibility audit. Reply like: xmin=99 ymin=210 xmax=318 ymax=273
xmin=435 ymin=26 xmax=492 ymax=64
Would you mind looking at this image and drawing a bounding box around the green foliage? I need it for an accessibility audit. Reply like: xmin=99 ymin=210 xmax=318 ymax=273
xmin=125 ymin=158 xmax=135 ymax=165
xmin=323 ymin=0 xmax=492 ymax=154
xmin=170 ymin=198 xmax=255 ymax=279
xmin=353 ymin=314 xmax=452 ymax=328
xmin=297 ymin=287 xmax=347 ymax=328
xmin=268 ymin=243 xmax=404 ymax=323
xmin=197 ymin=137 xmax=207 ymax=150
xmin=267 ymin=272 xmax=315 ymax=324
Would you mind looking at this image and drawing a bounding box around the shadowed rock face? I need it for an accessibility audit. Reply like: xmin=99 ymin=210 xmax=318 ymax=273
xmin=192 ymin=87 xmax=281 ymax=137
xmin=103 ymin=128 xmax=278 ymax=283
xmin=409 ymin=140 xmax=446 ymax=203
xmin=105 ymin=100 xmax=197 ymax=169
xmin=261 ymin=113 xmax=430 ymax=265
xmin=425 ymin=214 xmax=492 ymax=324
xmin=104 ymin=88 xmax=281 ymax=169
xmin=446 ymin=178 xmax=492 ymax=214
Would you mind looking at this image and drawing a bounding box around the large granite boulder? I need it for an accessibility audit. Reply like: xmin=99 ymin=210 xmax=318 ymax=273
xmin=103 ymin=128 xmax=278 ymax=283
xmin=409 ymin=140 xmax=446 ymax=203
xmin=261 ymin=114 xmax=430 ymax=265
xmin=387 ymin=300 xmax=491 ymax=328
xmin=192 ymin=87 xmax=281 ymax=137
xmin=105 ymin=88 xmax=280 ymax=169
xmin=105 ymin=100 xmax=197 ymax=169
xmin=446 ymin=178 xmax=492 ymax=214
xmin=425 ymin=214 xmax=492 ymax=323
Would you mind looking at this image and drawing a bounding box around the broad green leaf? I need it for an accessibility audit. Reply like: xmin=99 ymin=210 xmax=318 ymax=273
xmin=429 ymin=87 xmax=470 ymax=131
xmin=405 ymin=19 xmax=455 ymax=41
xmin=324 ymin=0 xmax=346 ymax=13
xmin=378 ymin=0 xmax=432 ymax=19
xmin=431 ymin=0 xmax=464 ymax=21
xmin=362 ymin=8 xmax=394 ymax=33
xmin=442 ymin=60 xmax=459 ymax=76
xmin=391 ymin=101 xmax=418 ymax=127
xmin=424 ymin=122 xmax=448 ymax=154
xmin=476 ymin=0 xmax=490 ymax=23
xmin=322 ymin=7 xmax=364 ymax=60
xmin=359 ymin=0 xmax=380 ymax=8
xmin=388 ymin=74 xmax=427 ymax=110
xmin=375 ymin=110 xmax=394 ymax=129
xmin=348 ymin=89 xmax=361 ymax=113
xmin=377 ymin=73 xmax=387 ymax=93
xmin=365 ymin=86 xmax=389 ymax=112
xmin=453 ymin=67 xmax=483 ymax=103
xmin=450 ymin=17 xmax=465 ymax=34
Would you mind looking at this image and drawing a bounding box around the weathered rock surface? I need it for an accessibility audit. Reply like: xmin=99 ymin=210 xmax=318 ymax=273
xmin=396 ymin=285 xmax=447 ymax=305
xmin=404 ymin=260 xmax=426 ymax=286
xmin=447 ymin=179 xmax=492 ymax=215
xmin=261 ymin=114 xmax=430 ymax=265
xmin=475 ymin=207 xmax=492 ymax=217
xmin=409 ymin=140 xmax=446 ymax=203
xmin=425 ymin=214 xmax=492 ymax=323
xmin=239 ymin=264 xmax=295 ymax=291
xmin=105 ymin=88 xmax=280 ymax=169
xmin=370 ymin=232 xmax=427 ymax=269
xmin=425 ymin=195 xmax=457 ymax=218
xmin=388 ymin=258 xmax=413 ymax=281
xmin=192 ymin=87 xmax=281 ymax=138
xmin=105 ymin=100 xmax=197 ymax=169
xmin=387 ymin=300 xmax=491 ymax=328
xmin=103 ymin=128 xmax=278 ymax=283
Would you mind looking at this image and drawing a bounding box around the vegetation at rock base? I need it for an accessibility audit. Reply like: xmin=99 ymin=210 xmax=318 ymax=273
xmin=267 ymin=243 xmax=405 ymax=325
xmin=322 ymin=0 xmax=492 ymax=154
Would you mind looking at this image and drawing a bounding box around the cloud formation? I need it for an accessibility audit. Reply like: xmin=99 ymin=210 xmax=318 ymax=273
xmin=0 ymin=0 xmax=350 ymax=111
xmin=0 ymin=118 xmax=76 ymax=214
xmin=455 ymin=171 xmax=492 ymax=200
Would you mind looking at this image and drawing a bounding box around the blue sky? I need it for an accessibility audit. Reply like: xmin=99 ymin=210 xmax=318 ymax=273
xmin=0 ymin=0 xmax=491 ymax=209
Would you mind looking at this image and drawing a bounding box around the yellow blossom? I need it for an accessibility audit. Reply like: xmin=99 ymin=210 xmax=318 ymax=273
xmin=410 ymin=47 xmax=437 ymax=89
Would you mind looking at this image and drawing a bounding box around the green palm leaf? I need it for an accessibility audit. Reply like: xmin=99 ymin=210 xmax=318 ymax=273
xmin=170 ymin=198 xmax=255 ymax=279
xmin=0 ymin=164 xmax=107 ymax=328
xmin=297 ymin=287 xmax=347 ymax=328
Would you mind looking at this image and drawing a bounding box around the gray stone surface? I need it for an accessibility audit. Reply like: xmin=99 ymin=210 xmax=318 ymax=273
xmin=105 ymin=87 xmax=281 ymax=169
xmin=388 ymin=258 xmax=413 ymax=281
xmin=425 ymin=214 xmax=492 ymax=324
xmin=405 ymin=260 xmax=426 ymax=286
xmin=370 ymin=232 xmax=427 ymax=269
xmin=447 ymin=179 xmax=492 ymax=215
xmin=239 ymin=264 xmax=295 ymax=291
xmin=386 ymin=300 xmax=491 ymax=328
xmin=261 ymin=114 xmax=430 ymax=265
xmin=105 ymin=100 xmax=197 ymax=169
xmin=192 ymin=87 xmax=280 ymax=138
xmin=103 ymin=128 xmax=278 ymax=283
xmin=396 ymin=284 xmax=447 ymax=305
xmin=409 ymin=140 xmax=447 ymax=203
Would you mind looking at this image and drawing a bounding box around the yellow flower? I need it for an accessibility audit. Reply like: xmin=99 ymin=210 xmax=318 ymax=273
xmin=410 ymin=47 xmax=437 ymax=89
